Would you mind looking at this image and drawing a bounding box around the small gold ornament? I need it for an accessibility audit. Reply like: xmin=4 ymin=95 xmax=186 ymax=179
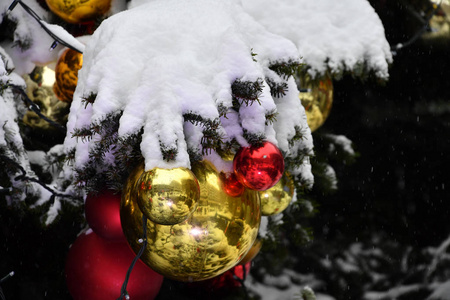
xmin=298 ymin=72 xmax=333 ymax=132
xmin=136 ymin=167 xmax=200 ymax=225
xmin=45 ymin=0 xmax=111 ymax=24
xmin=53 ymin=49 xmax=83 ymax=103
xmin=259 ymin=172 xmax=294 ymax=216
xmin=22 ymin=66 xmax=69 ymax=130
xmin=121 ymin=160 xmax=261 ymax=281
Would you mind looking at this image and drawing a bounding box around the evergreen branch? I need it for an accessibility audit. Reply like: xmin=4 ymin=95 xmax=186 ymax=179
xmin=242 ymin=130 xmax=265 ymax=147
xmin=231 ymin=78 xmax=264 ymax=109
xmin=160 ymin=144 xmax=177 ymax=162
xmin=269 ymin=59 xmax=302 ymax=80
xmin=11 ymin=85 xmax=66 ymax=133
xmin=183 ymin=112 xmax=224 ymax=154
xmin=265 ymin=77 xmax=289 ymax=98
xmin=265 ymin=109 xmax=278 ymax=125
xmin=0 ymin=154 xmax=80 ymax=201
xmin=288 ymin=126 xmax=306 ymax=148
xmin=217 ymin=103 xmax=228 ymax=118
xmin=81 ymin=92 xmax=97 ymax=109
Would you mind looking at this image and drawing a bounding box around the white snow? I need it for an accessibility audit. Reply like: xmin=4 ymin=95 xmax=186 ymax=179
xmin=0 ymin=0 xmax=70 ymax=74
xmin=64 ymin=0 xmax=313 ymax=183
xmin=242 ymin=0 xmax=393 ymax=79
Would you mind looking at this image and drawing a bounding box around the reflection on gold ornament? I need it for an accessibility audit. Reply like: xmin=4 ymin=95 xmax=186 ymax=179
xmin=136 ymin=167 xmax=200 ymax=225
xmin=239 ymin=238 xmax=262 ymax=265
xmin=259 ymin=172 xmax=294 ymax=216
xmin=22 ymin=66 xmax=69 ymax=130
xmin=53 ymin=48 xmax=83 ymax=103
xmin=121 ymin=160 xmax=261 ymax=281
xmin=298 ymin=72 xmax=333 ymax=132
xmin=423 ymin=2 xmax=450 ymax=41
xmin=45 ymin=0 xmax=111 ymax=24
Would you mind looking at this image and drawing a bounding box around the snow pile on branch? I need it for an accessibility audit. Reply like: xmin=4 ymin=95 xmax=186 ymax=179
xmin=243 ymin=0 xmax=393 ymax=79
xmin=65 ymin=0 xmax=313 ymax=187
xmin=0 ymin=0 xmax=76 ymax=74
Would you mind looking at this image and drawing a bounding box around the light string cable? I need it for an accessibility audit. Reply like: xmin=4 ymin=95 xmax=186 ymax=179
xmin=0 ymin=271 xmax=14 ymax=300
xmin=392 ymin=0 xmax=443 ymax=54
xmin=11 ymin=84 xmax=67 ymax=133
xmin=117 ymin=215 xmax=149 ymax=300
xmin=232 ymin=264 xmax=250 ymax=300
xmin=6 ymin=0 xmax=83 ymax=53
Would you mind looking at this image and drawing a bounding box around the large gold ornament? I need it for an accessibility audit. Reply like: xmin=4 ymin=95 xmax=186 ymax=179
xmin=53 ymin=49 xmax=83 ymax=103
xmin=298 ymin=72 xmax=333 ymax=132
xmin=121 ymin=160 xmax=261 ymax=281
xmin=45 ymin=0 xmax=111 ymax=24
xmin=239 ymin=238 xmax=262 ymax=265
xmin=259 ymin=173 xmax=294 ymax=216
xmin=136 ymin=167 xmax=200 ymax=225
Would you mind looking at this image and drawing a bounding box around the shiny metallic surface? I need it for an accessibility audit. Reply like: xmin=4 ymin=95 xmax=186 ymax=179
xmin=53 ymin=49 xmax=83 ymax=103
xmin=121 ymin=160 xmax=261 ymax=281
xmin=259 ymin=172 xmax=294 ymax=216
xmin=298 ymin=73 xmax=333 ymax=132
xmin=46 ymin=0 xmax=111 ymax=24
xmin=137 ymin=167 xmax=200 ymax=225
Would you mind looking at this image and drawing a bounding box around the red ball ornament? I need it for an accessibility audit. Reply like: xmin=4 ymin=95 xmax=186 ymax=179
xmin=85 ymin=190 xmax=124 ymax=240
xmin=233 ymin=141 xmax=285 ymax=191
xmin=65 ymin=230 xmax=163 ymax=300
xmin=220 ymin=172 xmax=245 ymax=197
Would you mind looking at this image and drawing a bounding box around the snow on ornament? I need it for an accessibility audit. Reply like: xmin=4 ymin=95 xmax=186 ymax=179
xmin=46 ymin=0 xmax=111 ymax=24
xmin=233 ymin=141 xmax=285 ymax=191
xmin=136 ymin=167 xmax=200 ymax=225
xmin=54 ymin=48 xmax=83 ymax=103
xmin=120 ymin=160 xmax=260 ymax=281
xmin=297 ymin=72 xmax=333 ymax=132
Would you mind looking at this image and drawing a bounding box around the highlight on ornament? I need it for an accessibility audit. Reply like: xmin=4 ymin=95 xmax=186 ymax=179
xmin=54 ymin=48 xmax=83 ymax=103
xmin=45 ymin=0 xmax=112 ymax=24
xmin=136 ymin=167 xmax=200 ymax=225
xmin=298 ymin=72 xmax=333 ymax=132
xmin=120 ymin=160 xmax=261 ymax=281
xmin=233 ymin=141 xmax=285 ymax=191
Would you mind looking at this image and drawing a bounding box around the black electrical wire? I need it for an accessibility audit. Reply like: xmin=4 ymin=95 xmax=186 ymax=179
xmin=117 ymin=215 xmax=149 ymax=300
xmin=7 ymin=0 xmax=83 ymax=54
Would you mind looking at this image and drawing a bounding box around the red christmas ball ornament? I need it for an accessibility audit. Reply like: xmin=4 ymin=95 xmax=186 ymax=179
xmin=220 ymin=172 xmax=245 ymax=197
xmin=233 ymin=141 xmax=285 ymax=191
xmin=85 ymin=190 xmax=125 ymax=241
xmin=65 ymin=230 xmax=163 ymax=300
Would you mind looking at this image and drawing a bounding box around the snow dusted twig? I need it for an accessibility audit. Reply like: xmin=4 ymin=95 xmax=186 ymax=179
xmin=425 ymin=234 xmax=450 ymax=281
xmin=0 ymin=154 xmax=78 ymax=200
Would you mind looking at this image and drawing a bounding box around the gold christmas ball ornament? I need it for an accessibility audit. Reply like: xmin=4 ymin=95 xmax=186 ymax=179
xmin=53 ymin=48 xmax=83 ymax=103
xmin=45 ymin=0 xmax=111 ymax=24
xmin=121 ymin=160 xmax=261 ymax=282
xmin=259 ymin=172 xmax=295 ymax=216
xmin=298 ymin=72 xmax=333 ymax=132
xmin=136 ymin=167 xmax=200 ymax=225
xmin=239 ymin=238 xmax=262 ymax=265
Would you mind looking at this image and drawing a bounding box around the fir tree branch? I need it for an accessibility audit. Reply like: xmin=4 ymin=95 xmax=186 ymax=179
xmin=266 ymin=77 xmax=288 ymax=98
xmin=0 ymin=153 xmax=80 ymax=201
xmin=269 ymin=59 xmax=302 ymax=80
xmin=242 ymin=130 xmax=265 ymax=147
xmin=231 ymin=78 xmax=264 ymax=109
